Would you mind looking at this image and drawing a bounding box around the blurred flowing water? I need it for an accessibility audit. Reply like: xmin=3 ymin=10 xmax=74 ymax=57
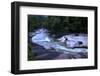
xmin=31 ymin=28 xmax=88 ymax=53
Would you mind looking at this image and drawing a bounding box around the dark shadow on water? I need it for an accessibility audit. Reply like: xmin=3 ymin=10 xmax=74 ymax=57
xmin=29 ymin=42 xmax=88 ymax=61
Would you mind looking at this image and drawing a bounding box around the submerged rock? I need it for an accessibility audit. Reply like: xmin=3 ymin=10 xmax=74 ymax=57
xmin=58 ymin=34 xmax=88 ymax=48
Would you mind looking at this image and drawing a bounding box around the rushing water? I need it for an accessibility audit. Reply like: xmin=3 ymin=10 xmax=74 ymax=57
xmin=31 ymin=28 xmax=88 ymax=53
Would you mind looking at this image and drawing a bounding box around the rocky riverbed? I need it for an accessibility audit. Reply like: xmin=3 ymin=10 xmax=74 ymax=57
xmin=28 ymin=28 xmax=88 ymax=60
xmin=31 ymin=43 xmax=87 ymax=60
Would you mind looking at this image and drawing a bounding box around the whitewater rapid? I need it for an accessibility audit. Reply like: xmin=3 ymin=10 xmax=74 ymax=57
xmin=31 ymin=28 xmax=87 ymax=53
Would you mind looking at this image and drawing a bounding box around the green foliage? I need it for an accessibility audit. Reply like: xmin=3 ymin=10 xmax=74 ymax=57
xmin=28 ymin=15 xmax=88 ymax=37
xmin=28 ymin=43 xmax=37 ymax=61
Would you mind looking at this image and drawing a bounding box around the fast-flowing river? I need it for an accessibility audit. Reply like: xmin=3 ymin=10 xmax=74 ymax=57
xmin=30 ymin=28 xmax=88 ymax=54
